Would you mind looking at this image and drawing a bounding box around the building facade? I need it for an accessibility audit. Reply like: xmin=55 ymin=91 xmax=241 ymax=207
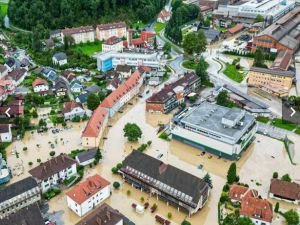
xmin=120 ymin=151 xmax=210 ymax=216
xmin=96 ymin=22 xmax=127 ymax=41
xmin=0 ymin=177 xmax=41 ymax=218
xmin=62 ymin=26 xmax=95 ymax=44
xmin=0 ymin=124 xmax=12 ymax=142
xmin=171 ymin=102 xmax=257 ymax=160
xmin=32 ymin=78 xmax=49 ymax=93
xmin=29 ymin=154 xmax=77 ymax=193
xmin=247 ymin=67 xmax=294 ymax=97
xmin=63 ymin=101 xmax=85 ymax=121
xmin=102 ymin=36 xmax=124 ymax=52
xmin=66 ymin=174 xmax=111 ymax=217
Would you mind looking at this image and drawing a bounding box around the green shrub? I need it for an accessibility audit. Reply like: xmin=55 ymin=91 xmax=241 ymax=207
xmin=112 ymin=167 xmax=118 ymax=174
xmin=49 ymin=151 xmax=55 ymax=156
xmin=273 ymin=172 xmax=278 ymax=179
xmin=113 ymin=181 xmax=120 ymax=189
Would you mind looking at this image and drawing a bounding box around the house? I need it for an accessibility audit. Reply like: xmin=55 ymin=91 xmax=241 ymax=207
xmin=146 ymin=72 xmax=201 ymax=113
xmin=203 ymin=29 xmax=221 ymax=44
xmin=70 ymin=80 xmax=83 ymax=93
xmin=76 ymin=74 xmax=92 ymax=83
xmin=102 ymin=36 xmax=124 ymax=52
xmin=66 ymin=174 xmax=111 ymax=217
xmin=0 ymin=124 xmax=12 ymax=142
xmin=0 ymin=204 xmax=44 ymax=225
xmin=106 ymin=75 xmax=122 ymax=91
xmin=61 ymin=26 xmax=95 ymax=44
xmin=120 ymin=151 xmax=210 ymax=216
xmin=228 ymin=184 xmax=258 ymax=202
xmin=75 ymin=203 xmax=123 ymax=225
xmin=270 ymin=50 xmax=293 ymax=71
xmin=96 ymin=22 xmax=127 ymax=41
xmin=0 ymin=177 xmax=40 ymax=218
xmin=81 ymin=106 xmax=108 ymax=148
xmin=100 ymin=69 xmax=143 ymax=117
xmin=247 ymin=67 xmax=294 ymax=97
xmin=85 ymin=84 xmax=101 ymax=94
xmin=76 ymin=93 xmax=89 ymax=104
xmin=52 ymin=52 xmax=68 ymax=66
xmin=115 ymin=65 xmax=132 ymax=79
xmin=4 ymin=57 xmax=16 ymax=72
xmin=28 ymin=153 xmax=77 ymax=193
xmin=240 ymin=196 xmax=273 ymax=225
xmin=62 ymin=101 xmax=85 ymax=120
xmin=0 ymin=65 xmax=8 ymax=79
xmin=32 ymin=78 xmax=49 ymax=93
xmin=45 ymin=39 xmax=55 ymax=48
xmin=5 ymin=69 xmax=27 ymax=86
xmin=75 ymin=148 xmax=97 ymax=166
xmin=62 ymin=71 xmax=76 ymax=82
xmin=157 ymin=9 xmax=171 ymax=23
xmin=269 ymin=179 xmax=300 ymax=205
xmin=226 ymin=24 xmax=244 ymax=35
xmin=54 ymin=80 xmax=68 ymax=96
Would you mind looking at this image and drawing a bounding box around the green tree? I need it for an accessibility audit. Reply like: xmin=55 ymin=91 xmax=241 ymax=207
xmin=182 ymin=32 xmax=198 ymax=55
xmin=227 ymin=162 xmax=237 ymax=184
xmin=274 ymin=202 xmax=279 ymax=213
xmin=113 ymin=181 xmax=120 ymax=189
xmin=181 ymin=220 xmax=191 ymax=225
xmin=87 ymin=93 xmax=100 ymax=111
xmin=153 ymin=36 xmax=158 ymax=50
xmin=196 ymin=57 xmax=208 ymax=82
xmin=281 ymin=174 xmax=292 ymax=182
xmin=195 ymin=29 xmax=207 ymax=54
xmin=254 ymin=14 xmax=264 ymax=23
xmin=163 ymin=42 xmax=171 ymax=54
xmin=123 ymin=123 xmax=142 ymax=142
xmin=273 ymin=172 xmax=278 ymax=179
xmin=203 ymin=173 xmax=213 ymax=188
xmin=216 ymin=90 xmax=229 ymax=107
xmin=253 ymin=48 xmax=266 ymax=68
xmin=94 ymin=148 xmax=102 ymax=165
xmin=284 ymin=210 xmax=299 ymax=225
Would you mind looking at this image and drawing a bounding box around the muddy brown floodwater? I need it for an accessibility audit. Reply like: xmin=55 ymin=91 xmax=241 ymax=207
xmin=6 ymin=97 xmax=300 ymax=225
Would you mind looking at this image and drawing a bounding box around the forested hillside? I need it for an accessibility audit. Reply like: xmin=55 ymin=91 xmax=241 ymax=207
xmin=8 ymin=0 xmax=167 ymax=30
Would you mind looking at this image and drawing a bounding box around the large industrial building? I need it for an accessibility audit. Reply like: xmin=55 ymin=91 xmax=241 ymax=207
xmin=252 ymin=6 xmax=300 ymax=53
xmin=95 ymin=50 xmax=163 ymax=72
xmin=171 ymin=102 xmax=257 ymax=160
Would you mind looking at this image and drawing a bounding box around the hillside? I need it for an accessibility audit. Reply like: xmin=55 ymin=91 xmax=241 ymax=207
xmin=8 ymin=0 xmax=167 ymax=31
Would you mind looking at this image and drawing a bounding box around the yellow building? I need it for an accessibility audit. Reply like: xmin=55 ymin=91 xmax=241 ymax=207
xmin=247 ymin=67 xmax=294 ymax=97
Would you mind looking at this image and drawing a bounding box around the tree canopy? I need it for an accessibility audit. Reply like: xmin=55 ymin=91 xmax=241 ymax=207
xmin=227 ymin=162 xmax=237 ymax=184
xmin=284 ymin=210 xmax=300 ymax=225
xmin=223 ymin=213 xmax=254 ymax=225
xmin=123 ymin=123 xmax=142 ymax=142
xmin=182 ymin=30 xmax=207 ymax=55
xmin=87 ymin=93 xmax=100 ymax=111
xmin=196 ymin=56 xmax=209 ymax=82
xmin=253 ymin=48 xmax=267 ymax=68
xmin=8 ymin=0 xmax=167 ymax=30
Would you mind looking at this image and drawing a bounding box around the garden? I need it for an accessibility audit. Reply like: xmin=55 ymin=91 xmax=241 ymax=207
xmin=72 ymin=40 xmax=102 ymax=56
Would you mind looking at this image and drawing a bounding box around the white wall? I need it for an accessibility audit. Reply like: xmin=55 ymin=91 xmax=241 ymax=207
xmin=64 ymin=107 xmax=85 ymax=120
xmin=34 ymin=84 xmax=49 ymax=93
xmin=67 ymin=185 xmax=111 ymax=217
xmin=0 ymin=125 xmax=12 ymax=142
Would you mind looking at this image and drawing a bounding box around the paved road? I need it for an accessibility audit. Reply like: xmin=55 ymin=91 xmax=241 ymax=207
xmin=257 ymin=122 xmax=287 ymax=140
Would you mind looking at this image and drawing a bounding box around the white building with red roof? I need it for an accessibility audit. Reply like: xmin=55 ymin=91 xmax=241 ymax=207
xmin=81 ymin=106 xmax=108 ymax=148
xmin=102 ymin=36 xmax=123 ymax=52
xmin=66 ymin=174 xmax=111 ymax=217
xmin=62 ymin=101 xmax=85 ymax=121
xmin=32 ymin=78 xmax=49 ymax=93
xmin=157 ymin=9 xmax=171 ymax=23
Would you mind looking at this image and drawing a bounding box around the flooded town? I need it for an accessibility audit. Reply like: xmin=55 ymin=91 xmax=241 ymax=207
xmin=1 ymin=0 xmax=300 ymax=225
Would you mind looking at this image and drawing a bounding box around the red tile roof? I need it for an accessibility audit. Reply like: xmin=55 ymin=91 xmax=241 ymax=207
xmin=66 ymin=174 xmax=110 ymax=204
xmin=228 ymin=24 xmax=244 ymax=34
xmin=271 ymin=50 xmax=293 ymax=71
xmin=159 ymin=9 xmax=170 ymax=18
xmin=240 ymin=197 xmax=273 ymax=223
xmin=101 ymin=70 xmax=141 ymax=109
xmin=0 ymin=105 xmax=24 ymax=116
xmin=270 ymin=178 xmax=300 ymax=201
xmin=82 ymin=106 xmax=107 ymax=137
xmin=32 ymin=78 xmax=48 ymax=88
xmin=62 ymin=101 xmax=83 ymax=114
xmin=229 ymin=184 xmax=258 ymax=202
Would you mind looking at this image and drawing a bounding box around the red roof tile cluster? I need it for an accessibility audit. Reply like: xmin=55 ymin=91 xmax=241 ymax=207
xmin=82 ymin=106 xmax=107 ymax=138
xmin=101 ymin=70 xmax=141 ymax=108
xmin=229 ymin=184 xmax=258 ymax=202
xmin=66 ymin=174 xmax=110 ymax=204
xmin=240 ymin=197 xmax=273 ymax=223
xmin=271 ymin=50 xmax=293 ymax=71
xmin=62 ymin=101 xmax=83 ymax=114
xmin=270 ymin=178 xmax=300 ymax=201
xmin=104 ymin=36 xmax=122 ymax=45
xmin=228 ymin=24 xmax=244 ymax=34
xmin=32 ymin=78 xmax=48 ymax=88
xmin=124 ymin=31 xmax=155 ymax=48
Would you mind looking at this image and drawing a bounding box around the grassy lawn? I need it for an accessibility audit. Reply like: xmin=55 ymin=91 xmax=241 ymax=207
xmin=294 ymin=127 xmax=300 ymax=135
xmin=0 ymin=3 xmax=8 ymax=16
xmin=272 ymin=118 xmax=297 ymax=131
xmin=216 ymin=26 xmax=227 ymax=32
xmin=223 ymin=64 xmax=245 ymax=83
xmin=72 ymin=41 xmax=102 ymax=56
xmin=132 ymin=21 xmax=147 ymax=29
xmin=182 ymin=60 xmax=197 ymax=70
xmin=256 ymin=116 xmax=269 ymax=124
xmin=154 ymin=22 xmax=166 ymax=33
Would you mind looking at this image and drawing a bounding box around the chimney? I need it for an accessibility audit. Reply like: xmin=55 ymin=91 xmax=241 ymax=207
xmin=96 ymin=217 xmax=102 ymax=225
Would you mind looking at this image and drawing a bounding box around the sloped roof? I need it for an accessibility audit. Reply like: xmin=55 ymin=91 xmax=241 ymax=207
xmin=53 ymin=52 xmax=67 ymax=61
xmin=228 ymin=184 xmax=258 ymax=202
xmin=81 ymin=106 xmax=107 ymax=137
xmin=97 ymin=22 xmax=126 ymax=31
xmin=62 ymin=101 xmax=83 ymax=114
xmin=76 ymin=148 xmax=97 ymax=163
xmin=66 ymin=174 xmax=110 ymax=204
xmin=32 ymin=78 xmax=48 ymax=88
xmin=270 ymin=178 xmax=300 ymax=201
xmin=62 ymin=26 xmax=94 ymax=35
xmin=227 ymin=24 xmax=244 ymax=34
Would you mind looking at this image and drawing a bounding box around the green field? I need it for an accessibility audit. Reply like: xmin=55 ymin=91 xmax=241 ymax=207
xmin=0 ymin=3 xmax=8 ymax=16
xmin=154 ymin=22 xmax=165 ymax=33
xmin=223 ymin=64 xmax=245 ymax=83
xmin=272 ymin=118 xmax=297 ymax=131
xmin=72 ymin=41 xmax=102 ymax=56
xmin=256 ymin=116 xmax=269 ymax=124
xmin=132 ymin=21 xmax=147 ymax=29
xmin=182 ymin=60 xmax=197 ymax=70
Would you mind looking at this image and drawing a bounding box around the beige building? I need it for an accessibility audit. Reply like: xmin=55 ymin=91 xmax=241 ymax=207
xmin=61 ymin=26 xmax=95 ymax=44
xmin=247 ymin=67 xmax=294 ymax=97
xmin=96 ymin=22 xmax=127 ymax=41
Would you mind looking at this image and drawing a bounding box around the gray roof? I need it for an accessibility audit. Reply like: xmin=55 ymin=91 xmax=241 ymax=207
xmin=76 ymin=148 xmax=97 ymax=163
xmin=174 ymin=102 xmax=256 ymax=145
xmin=0 ymin=177 xmax=38 ymax=203
xmin=76 ymin=93 xmax=89 ymax=103
xmin=203 ymin=29 xmax=220 ymax=42
xmin=0 ymin=124 xmax=9 ymax=134
xmin=0 ymin=204 xmax=44 ymax=225
xmin=250 ymin=67 xmax=295 ymax=77
xmin=86 ymin=84 xmax=101 ymax=94
xmin=53 ymin=52 xmax=67 ymax=61
xmin=121 ymin=151 xmax=209 ymax=205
